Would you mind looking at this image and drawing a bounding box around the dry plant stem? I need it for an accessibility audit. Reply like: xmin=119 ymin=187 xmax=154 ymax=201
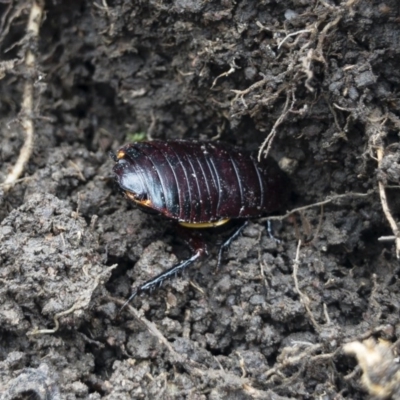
xmin=378 ymin=236 xmax=396 ymax=242
xmin=261 ymin=190 xmax=374 ymax=222
xmin=230 ymin=76 xmax=268 ymax=101
xmin=0 ymin=3 xmax=31 ymax=45
xmin=3 ymin=0 xmax=44 ymax=192
xmin=27 ymin=264 xmax=117 ymax=336
xmin=376 ymin=148 xmax=400 ymax=258
xmin=28 ymin=302 xmax=82 ymax=336
xmin=211 ymin=63 xmax=236 ymax=89
xmin=278 ymin=29 xmax=313 ymax=49
xmin=257 ymin=89 xmax=294 ymax=162
xmin=292 ymin=240 xmax=321 ymax=332
xmin=315 ymin=15 xmax=342 ymax=61
xmin=263 ymin=343 xmax=331 ymax=382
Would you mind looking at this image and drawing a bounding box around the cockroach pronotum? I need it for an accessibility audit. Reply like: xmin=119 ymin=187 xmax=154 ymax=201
xmin=111 ymin=140 xmax=289 ymax=308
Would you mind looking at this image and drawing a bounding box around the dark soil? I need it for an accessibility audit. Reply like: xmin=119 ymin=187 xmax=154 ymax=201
xmin=1 ymin=1 xmax=400 ymax=399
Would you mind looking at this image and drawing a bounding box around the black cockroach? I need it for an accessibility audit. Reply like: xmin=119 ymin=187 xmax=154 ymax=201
xmin=111 ymin=140 xmax=288 ymax=307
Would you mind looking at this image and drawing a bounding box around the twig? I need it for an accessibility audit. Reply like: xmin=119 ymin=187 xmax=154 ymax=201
xmin=377 ymin=236 xmax=396 ymax=242
xmin=260 ymin=190 xmax=374 ymax=222
xmin=315 ymin=15 xmax=342 ymax=63
xmin=323 ymin=303 xmax=331 ymax=325
xmin=277 ymin=29 xmax=313 ymax=49
xmin=3 ymin=0 xmax=44 ymax=192
xmin=0 ymin=176 xmax=33 ymax=188
xmin=211 ymin=59 xmax=238 ymax=89
xmin=300 ymin=48 xmax=315 ymax=92
xmin=292 ymin=240 xmax=321 ymax=332
xmin=230 ymin=76 xmax=268 ymax=102
xmin=27 ymin=264 xmax=117 ymax=336
xmin=376 ymin=147 xmax=400 ymax=258
xmin=264 ymin=343 xmax=324 ymax=381
xmin=257 ymin=89 xmax=294 ymax=162
xmin=28 ymin=301 xmax=82 ymax=336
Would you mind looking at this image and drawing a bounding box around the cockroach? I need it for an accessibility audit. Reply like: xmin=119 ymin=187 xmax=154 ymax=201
xmin=111 ymin=140 xmax=288 ymax=307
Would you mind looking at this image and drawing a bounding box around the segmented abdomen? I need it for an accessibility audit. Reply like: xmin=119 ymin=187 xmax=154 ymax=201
xmin=117 ymin=140 xmax=287 ymax=223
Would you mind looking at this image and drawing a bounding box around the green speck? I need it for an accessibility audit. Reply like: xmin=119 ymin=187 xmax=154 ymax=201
xmin=126 ymin=132 xmax=147 ymax=142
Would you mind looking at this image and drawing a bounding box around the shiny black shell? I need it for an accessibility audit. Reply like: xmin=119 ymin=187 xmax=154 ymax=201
xmin=113 ymin=140 xmax=288 ymax=223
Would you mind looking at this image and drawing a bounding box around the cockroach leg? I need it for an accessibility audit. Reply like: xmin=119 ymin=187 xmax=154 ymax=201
xmin=216 ymin=220 xmax=249 ymax=269
xmin=120 ymin=252 xmax=203 ymax=311
xmin=120 ymin=228 xmax=208 ymax=311
xmin=266 ymin=220 xmax=281 ymax=243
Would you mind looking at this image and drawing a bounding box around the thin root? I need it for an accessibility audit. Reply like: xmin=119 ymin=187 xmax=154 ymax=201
xmin=261 ymin=189 xmax=375 ymax=223
xmin=3 ymin=0 xmax=44 ymax=192
xmin=257 ymin=89 xmax=295 ymax=162
xmin=376 ymin=147 xmax=400 ymax=258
